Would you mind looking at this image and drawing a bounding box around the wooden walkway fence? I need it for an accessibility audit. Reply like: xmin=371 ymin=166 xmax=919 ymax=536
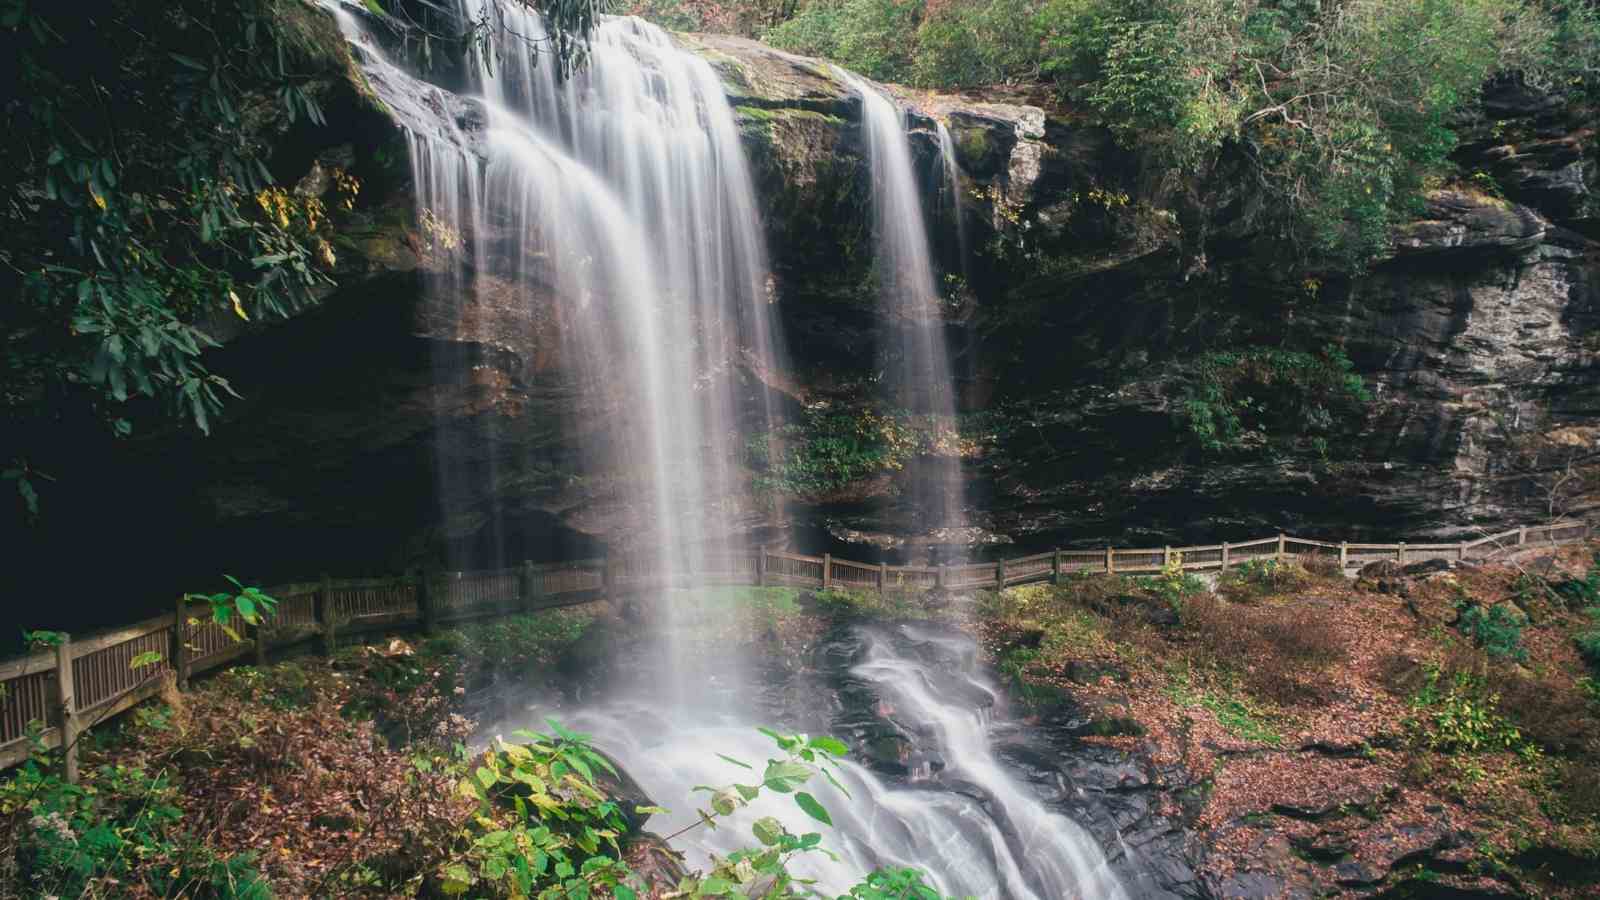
xmin=1 ymin=519 xmax=1586 ymax=779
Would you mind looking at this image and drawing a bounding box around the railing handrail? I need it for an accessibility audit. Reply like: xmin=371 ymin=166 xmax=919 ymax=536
xmin=1 ymin=518 xmax=1587 ymax=778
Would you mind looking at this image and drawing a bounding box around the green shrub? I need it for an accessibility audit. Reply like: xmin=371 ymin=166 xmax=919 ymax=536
xmin=766 ymin=0 xmax=922 ymax=82
xmin=1577 ymin=607 xmax=1600 ymax=669
xmin=1177 ymin=345 xmax=1370 ymax=454
xmin=1408 ymin=667 xmax=1535 ymax=758
xmin=1 ymin=759 xmax=268 ymax=898
xmin=1553 ymin=553 xmax=1600 ymax=607
xmin=1133 ymin=554 xmax=1207 ymax=609
xmin=1455 ymin=602 xmax=1529 ymax=662
xmin=748 ymin=405 xmax=946 ymax=496
xmin=442 ymin=609 xmax=593 ymax=674
xmin=912 ymin=0 xmax=1041 ymax=87
xmin=1218 ymin=558 xmax=1311 ymax=602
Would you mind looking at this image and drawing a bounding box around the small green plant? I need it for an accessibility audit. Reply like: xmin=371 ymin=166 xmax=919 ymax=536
xmin=1136 ymin=553 xmax=1207 ymax=610
xmin=1554 ymin=553 xmax=1600 ymax=608
xmin=1408 ymin=667 xmax=1536 ymax=760
xmin=1165 ymin=665 xmax=1282 ymax=745
xmin=188 ymin=576 xmax=277 ymax=642
xmin=1454 ymin=601 xmax=1528 ymax=662
xmin=443 ymin=719 xmax=933 ymax=900
xmin=0 ymin=756 xmax=268 ymax=898
xmin=1576 ymin=607 xmax=1600 ymax=670
xmin=1176 ymin=345 xmax=1370 ymax=454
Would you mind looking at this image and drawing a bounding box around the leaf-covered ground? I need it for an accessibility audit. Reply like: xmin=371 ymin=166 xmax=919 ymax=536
xmin=973 ymin=545 xmax=1600 ymax=897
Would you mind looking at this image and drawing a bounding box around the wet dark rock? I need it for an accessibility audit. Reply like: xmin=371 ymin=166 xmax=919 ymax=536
xmin=311 ymin=811 xmax=357 ymax=831
xmin=1360 ymin=561 xmax=1404 ymax=581
xmin=1401 ymin=558 xmax=1453 ymax=577
xmin=623 ymin=832 xmax=689 ymax=891
xmin=590 ymin=749 xmax=659 ymax=833
xmin=1061 ymin=659 xmax=1128 ymax=684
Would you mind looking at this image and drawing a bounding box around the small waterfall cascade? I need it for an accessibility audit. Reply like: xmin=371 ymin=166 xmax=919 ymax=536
xmin=327 ymin=2 xmax=783 ymax=621
xmin=934 ymin=120 xmax=969 ymax=265
xmin=521 ymin=624 xmax=1129 ymax=899
xmin=838 ymin=71 xmax=968 ymax=555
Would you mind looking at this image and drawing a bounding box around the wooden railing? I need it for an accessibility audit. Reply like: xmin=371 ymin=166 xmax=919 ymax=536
xmin=1 ymin=519 xmax=1586 ymax=778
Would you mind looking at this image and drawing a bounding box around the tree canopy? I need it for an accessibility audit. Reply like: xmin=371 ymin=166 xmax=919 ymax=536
xmin=754 ymin=0 xmax=1600 ymax=266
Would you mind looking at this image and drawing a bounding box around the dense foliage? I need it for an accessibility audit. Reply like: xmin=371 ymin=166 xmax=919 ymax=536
xmin=747 ymin=404 xmax=962 ymax=496
xmin=0 ymin=0 xmax=603 ymax=523
xmin=754 ymin=0 xmax=1600 ymax=267
xmin=1175 ymin=344 xmax=1370 ymax=455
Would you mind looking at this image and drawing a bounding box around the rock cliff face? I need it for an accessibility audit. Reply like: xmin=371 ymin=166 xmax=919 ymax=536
xmin=13 ymin=10 xmax=1598 ymax=630
xmin=686 ymin=38 xmax=1600 ymax=552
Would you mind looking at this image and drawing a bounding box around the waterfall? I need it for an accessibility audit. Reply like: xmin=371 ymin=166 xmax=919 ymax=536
xmin=518 ymin=624 xmax=1129 ymax=900
xmin=328 ymin=3 xmax=783 ymax=621
xmin=935 ymin=120 xmax=969 ymax=266
xmin=838 ymin=71 xmax=968 ymax=557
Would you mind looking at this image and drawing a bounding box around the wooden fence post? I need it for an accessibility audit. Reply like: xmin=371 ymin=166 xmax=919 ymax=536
xmin=879 ymin=561 xmax=888 ymax=594
xmin=1105 ymin=546 xmax=1115 ymax=575
xmin=1397 ymin=542 xmax=1406 ymax=565
xmin=995 ymin=557 xmax=1006 ymax=590
xmin=757 ymin=547 xmax=769 ymax=588
xmin=319 ymin=573 xmax=337 ymax=654
xmin=822 ymin=554 xmax=832 ymax=590
xmin=1052 ymin=549 xmax=1062 ymax=585
xmin=520 ymin=561 xmax=537 ymax=611
xmin=1518 ymin=525 xmax=1528 ymax=546
xmin=1339 ymin=541 xmax=1349 ymax=569
xmin=1457 ymin=541 xmax=1466 ymax=562
xmin=1220 ymin=541 xmax=1230 ymax=571
xmin=1163 ymin=546 xmax=1172 ymax=568
xmin=173 ymin=597 xmax=190 ymax=690
xmin=417 ymin=568 xmax=436 ymax=635
xmin=1277 ymin=534 xmax=1286 ymax=561
xmin=55 ymin=634 xmax=78 ymax=784
xmin=311 ymin=578 xmax=326 ymax=646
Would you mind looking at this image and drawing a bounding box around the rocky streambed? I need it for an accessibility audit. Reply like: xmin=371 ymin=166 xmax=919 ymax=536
xmin=475 ymin=603 xmax=1201 ymax=899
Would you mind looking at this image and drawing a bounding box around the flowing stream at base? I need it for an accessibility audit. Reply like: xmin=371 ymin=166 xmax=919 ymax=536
xmin=499 ymin=623 xmax=1127 ymax=900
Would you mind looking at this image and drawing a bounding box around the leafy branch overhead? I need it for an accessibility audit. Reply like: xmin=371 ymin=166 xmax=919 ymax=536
xmin=0 ymin=0 xmax=358 ymax=447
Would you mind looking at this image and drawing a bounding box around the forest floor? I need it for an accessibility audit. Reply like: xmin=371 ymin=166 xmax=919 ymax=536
xmin=973 ymin=544 xmax=1600 ymax=898
xmin=2 ymin=547 xmax=1598 ymax=898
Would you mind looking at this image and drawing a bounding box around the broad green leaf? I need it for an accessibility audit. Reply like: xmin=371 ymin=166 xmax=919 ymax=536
xmin=761 ymin=759 xmax=811 ymax=794
xmin=794 ymin=791 xmax=832 ymax=826
xmin=808 ymin=736 xmax=850 ymax=756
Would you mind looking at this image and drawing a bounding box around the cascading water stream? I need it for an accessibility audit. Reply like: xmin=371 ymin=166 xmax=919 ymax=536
xmin=838 ymin=71 xmax=968 ymax=557
xmin=328 ymin=2 xmax=784 ymax=694
xmin=511 ymin=624 xmax=1128 ymax=899
xmin=329 ymin=7 xmax=1126 ymax=894
xmin=934 ymin=121 xmax=969 ymax=266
